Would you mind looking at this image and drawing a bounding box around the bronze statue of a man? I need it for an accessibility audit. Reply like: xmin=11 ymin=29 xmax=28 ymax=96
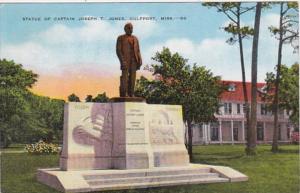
xmin=116 ymin=23 xmax=142 ymax=97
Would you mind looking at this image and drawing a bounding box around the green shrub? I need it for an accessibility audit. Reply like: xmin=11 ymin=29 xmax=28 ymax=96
xmin=25 ymin=140 xmax=59 ymax=154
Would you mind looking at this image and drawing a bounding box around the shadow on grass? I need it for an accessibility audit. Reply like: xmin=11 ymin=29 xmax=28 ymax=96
xmin=276 ymin=149 xmax=299 ymax=154
xmin=193 ymin=152 xmax=242 ymax=156
xmin=193 ymin=154 xmax=244 ymax=160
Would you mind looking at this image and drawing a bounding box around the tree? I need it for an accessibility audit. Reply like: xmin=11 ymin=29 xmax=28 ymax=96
xmin=264 ymin=63 xmax=299 ymax=135
xmin=27 ymin=94 xmax=64 ymax=143
xmin=202 ymin=3 xmax=254 ymax=154
xmin=268 ymin=2 xmax=299 ymax=152
xmin=0 ymin=87 xmax=31 ymax=147
xmin=68 ymin=93 xmax=80 ymax=102
xmin=0 ymin=59 xmax=38 ymax=147
xmin=0 ymin=59 xmax=65 ymax=147
xmin=85 ymin=95 xmax=93 ymax=102
xmin=92 ymin=92 xmax=109 ymax=102
xmin=135 ymin=48 xmax=223 ymax=161
xmin=246 ymin=2 xmax=262 ymax=155
xmin=0 ymin=59 xmax=38 ymax=89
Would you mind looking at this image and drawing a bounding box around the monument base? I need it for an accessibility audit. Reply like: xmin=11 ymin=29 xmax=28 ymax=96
xmin=37 ymin=164 xmax=248 ymax=193
xmin=41 ymin=102 xmax=248 ymax=192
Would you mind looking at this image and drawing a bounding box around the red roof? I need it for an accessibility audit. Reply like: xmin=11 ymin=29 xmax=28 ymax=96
xmin=220 ymin=80 xmax=266 ymax=102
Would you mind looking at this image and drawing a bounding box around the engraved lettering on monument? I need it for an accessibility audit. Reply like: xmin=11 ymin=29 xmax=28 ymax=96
xmin=125 ymin=105 xmax=147 ymax=145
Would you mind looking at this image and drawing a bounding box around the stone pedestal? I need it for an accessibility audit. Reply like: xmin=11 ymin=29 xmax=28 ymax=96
xmin=38 ymin=101 xmax=248 ymax=192
xmin=60 ymin=102 xmax=189 ymax=171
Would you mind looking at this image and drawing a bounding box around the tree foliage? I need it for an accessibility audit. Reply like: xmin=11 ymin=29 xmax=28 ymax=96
xmin=0 ymin=59 xmax=64 ymax=147
xmin=135 ymin=48 xmax=224 ymax=161
xmin=85 ymin=95 xmax=93 ymax=102
xmin=268 ymin=2 xmax=298 ymax=152
xmin=85 ymin=93 xmax=110 ymax=103
xmin=68 ymin=93 xmax=80 ymax=102
xmin=0 ymin=59 xmax=38 ymax=89
xmin=92 ymin=92 xmax=109 ymax=102
xmin=269 ymin=2 xmax=299 ymax=53
xmin=264 ymin=63 xmax=299 ymax=125
xmin=202 ymin=2 xmax=255 ymax=44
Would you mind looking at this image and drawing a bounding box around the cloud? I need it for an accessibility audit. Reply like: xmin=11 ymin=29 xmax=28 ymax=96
xmin=262 ymin=13 xmax=280 ymax=29
xmin=145 ymin=37 xmax=242 ymax=80
xmin=257 ymin=13 xmax=298 ymax=77
xmin=1 ymin=12 xmax=297 ymax=85
xmin=36 ymin=15 xmax=158 ymax=45
xmin=1 ymin=14 xmax=159 ymax=76
xmin=145 ymin=12 xmax=298 ymax=83
xmin=1 ymin=42 xmax=57 ymax=73
xmin=37 ymin=20 xmax=119 ymax=45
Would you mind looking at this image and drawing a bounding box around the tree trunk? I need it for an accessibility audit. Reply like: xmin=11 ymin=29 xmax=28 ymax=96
xmin=246 ymin=2 xmax=262 ymax=155
xmin=187 ymin=120 xmax=193 ymax=162
xmin=237 ymin=6 xmax=251 ymax=152
xmin=272 ymin=2 xmax=284 ymax=153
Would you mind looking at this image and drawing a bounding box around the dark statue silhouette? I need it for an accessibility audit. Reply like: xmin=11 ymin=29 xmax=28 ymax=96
xmin=116 ymin=23 xmax=142 ymax=97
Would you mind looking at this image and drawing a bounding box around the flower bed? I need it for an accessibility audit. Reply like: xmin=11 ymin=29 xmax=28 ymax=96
xmin=25 ymin=140 xmax=59 ymax=154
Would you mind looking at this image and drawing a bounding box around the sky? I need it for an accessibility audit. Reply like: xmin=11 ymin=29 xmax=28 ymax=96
xmin=0 ymin=3 xmax=299 ymax=100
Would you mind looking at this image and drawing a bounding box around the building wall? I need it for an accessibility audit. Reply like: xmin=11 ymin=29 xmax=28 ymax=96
xmin=192 ymin=125 xmax=203 ymax=144
xmin=191 ymin=116 xmax=291 ymax=144
xmin=264 ymin=122 xmax=273 ymax=141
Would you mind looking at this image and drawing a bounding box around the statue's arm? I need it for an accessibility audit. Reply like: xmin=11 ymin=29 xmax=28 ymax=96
xmin=136 ymin=38 xmax=142 ymax=68
xmin=116 ymin=36 xmax=125 ymax=69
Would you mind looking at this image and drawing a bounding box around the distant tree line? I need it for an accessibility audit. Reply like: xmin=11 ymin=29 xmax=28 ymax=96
xmin=67 ymin=92 xmax=109 ymax=102
xmin=0 ymin=59 xmax=110 ymax=148
xmin=0 ymin=59 xmax=64 ymax=148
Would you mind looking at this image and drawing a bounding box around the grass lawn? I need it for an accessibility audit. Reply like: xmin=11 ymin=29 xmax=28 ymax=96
xmin=1 ymin=144 xmax=299 ymax=193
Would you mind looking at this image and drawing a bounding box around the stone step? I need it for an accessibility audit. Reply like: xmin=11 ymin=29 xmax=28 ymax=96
xmin=87 ymin=173 xmax=219 ymax=186
xmin=83 ymin=167 xmax=211 ymax=180
xmin=90 ymin=177 xmax=229 ymax=191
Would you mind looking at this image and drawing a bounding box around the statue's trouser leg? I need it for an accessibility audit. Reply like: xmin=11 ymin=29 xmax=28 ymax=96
xmin=120 ymin=69 xmax=128 ymax=97
xmin=128 ymin=68 xmax=136 ymax=97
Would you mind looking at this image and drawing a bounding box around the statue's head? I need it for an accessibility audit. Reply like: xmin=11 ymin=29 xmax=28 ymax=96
xmin=124 ymin=23 xmax=133 ymax=35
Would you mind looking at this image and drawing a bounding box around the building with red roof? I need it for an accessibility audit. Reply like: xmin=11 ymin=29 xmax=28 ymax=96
xmin=192 ymin=81 xmax=293 ymax=144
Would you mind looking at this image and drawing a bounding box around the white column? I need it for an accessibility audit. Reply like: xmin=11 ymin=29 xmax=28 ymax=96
xmin=242 ymin=120 xmax=245 ymax=142
xmin=263 ymin=122 xmax=266 ymax=142
xmin=203 ymin=124 xmax=207 ymax=144
xmin=207 ymin=123 xmax=211 ymax=143
xmin=231 ymin=120 xmax=234 ymax=144
xmin=219 ymin=120 xmax=223 ymax=144
xmin=202 ymin=124 xmax=206 ymax=144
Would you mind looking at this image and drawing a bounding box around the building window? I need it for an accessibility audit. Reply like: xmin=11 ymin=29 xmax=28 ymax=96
xmin=287 ymin=124 xmax=290 ymax=139
xmin=243 ymin=103 xmax=247 ymax=114
xmin=233 ymin=128 xmax=239 ymax=141
xmin=237 ymin=104 xmax=241 ymax=114
xmin=210 ymin=122 xmax=219 ymax=141
xmin=261 ymin=104 xmax=268 ymax=115
xmin=211 ymin=127 xmax=219 ymax=141
xmin=224 ymin=103 xmax=232 ymax=114
xmin=279 ymin=110 xmax=284 ymax=115
xmin=198 ymin=124 xmax=203 ymax=138
xmin=228 ymin=83 xmax=236 ymax=92
xmin=257 ymin=122 xmax=264 ymax=141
